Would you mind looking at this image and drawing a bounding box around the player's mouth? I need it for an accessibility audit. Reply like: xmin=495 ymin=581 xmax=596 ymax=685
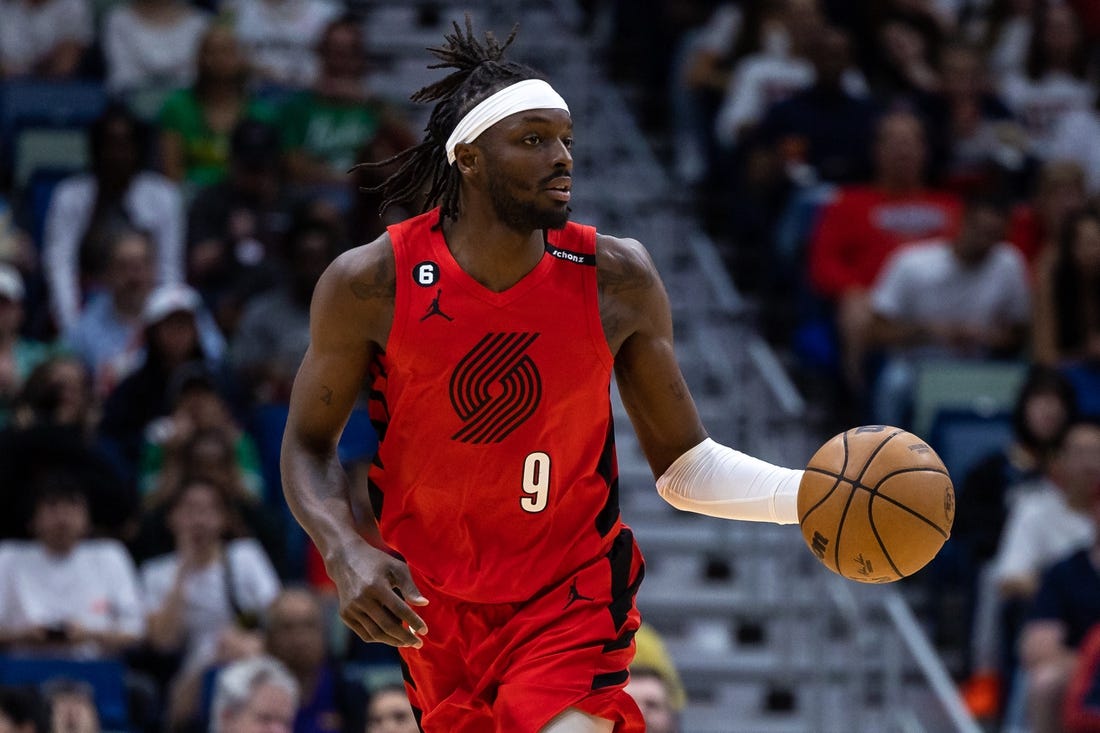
xmin=544 ymin=178 xmax=571 ymax=202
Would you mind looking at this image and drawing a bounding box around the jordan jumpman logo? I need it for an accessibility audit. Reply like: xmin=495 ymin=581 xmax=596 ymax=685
xmin=421 ymin=289 xmax=453 ymax=322
xmin=563 ymin=577 xmax=594 ymax=610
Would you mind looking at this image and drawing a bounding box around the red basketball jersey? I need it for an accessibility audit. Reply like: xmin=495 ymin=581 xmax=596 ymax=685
xmin=367 ymin=209 xmax=625 ymax=604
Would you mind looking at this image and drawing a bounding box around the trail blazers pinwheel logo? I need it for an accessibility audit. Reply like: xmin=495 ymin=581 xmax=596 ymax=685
xmin=449 ymin=332 xmax=542 ymax=443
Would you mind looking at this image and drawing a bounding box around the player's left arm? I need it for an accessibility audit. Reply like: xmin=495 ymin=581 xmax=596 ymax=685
xmin=599 ymin=235 xmax=802 ymax=525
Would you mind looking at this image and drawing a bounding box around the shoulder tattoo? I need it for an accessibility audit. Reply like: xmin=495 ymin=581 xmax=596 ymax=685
xmin=349 ymin=252 xmax=395 ymax=302
xmin=598 ymin=245 xmax=657 ymax=297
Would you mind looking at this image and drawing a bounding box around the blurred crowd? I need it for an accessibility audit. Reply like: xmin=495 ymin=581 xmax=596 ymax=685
xmin=0 ymin=0 xmax=437 ymax=731
xmin=605 ymin=1 xmax=1100 ymax=731
xmin=609 ymin=0 xmax=1100 ymax=426
xmin=2 ymin=0 xmax=1099 ymax=731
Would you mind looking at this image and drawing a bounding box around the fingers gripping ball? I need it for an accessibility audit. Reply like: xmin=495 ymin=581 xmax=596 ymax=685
xmin=797 ymin=425 xmax=955 ymax=583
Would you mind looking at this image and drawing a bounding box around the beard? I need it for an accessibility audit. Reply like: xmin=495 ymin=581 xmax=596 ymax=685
xmin=485 ymin=166 xmax=570 ymax=232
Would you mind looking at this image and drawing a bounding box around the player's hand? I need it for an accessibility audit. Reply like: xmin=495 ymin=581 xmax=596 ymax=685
xmin=330 ymin=543 xmax=429 ymax=648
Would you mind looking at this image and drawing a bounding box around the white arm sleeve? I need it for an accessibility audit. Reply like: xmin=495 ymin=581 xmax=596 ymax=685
xmin=656 ymin=438 xmax=802 ymax=525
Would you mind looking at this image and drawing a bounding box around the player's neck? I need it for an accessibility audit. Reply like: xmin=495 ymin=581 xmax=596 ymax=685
xmin=442 ymin=209 xmax=545 ymax=292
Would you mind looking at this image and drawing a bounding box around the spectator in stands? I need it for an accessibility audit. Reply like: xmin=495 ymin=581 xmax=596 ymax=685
xmin=132 ymin=428 xmax=284 ymax=572
xmin=755 ymin=26 xmax=878 ymax=188
xmin=160 ymin=25 xmax=278 ymax=189
xmin=864 ymin=0 xmax=946 ymax=98
xmin=0 ymin=355 xmax=138 ymax=541
xmin=142 ymin=477 xmax=279 ymax=730
xmin=231 ymin=0 xmax=339 ymax=90
xmin=957 ymin=365 xmax=1079 ymax=573
xmin=983 ymin=0 xmax=1034 ymax=81
xmin=1063 ymin=620 xmax=1100 ymax=732
xmin=994 ymin=418 xmax=1099 ymax=601
xmin=186 ymin=119 xmax=294 ymax=334
xmin=714 ymin=0 xmax=862 ymax=151
xmin=1033 ymin=207 xmax=1100 ymax=367
xmin=98 ymin=282 xmax=227 ymax=475
xmin=1008 ymin=159 xmax=1087 ymax=268
xmin=1017 ymin=444 xmax=1100 ymax=733
xmin=624 ymin=667 xmax=679 ymax=733
xmin=41 ymin=679 xmax=98 ymax=733
xmin=0 ymin=0 xmax=91 ymax=79
xmin=139 ymin=366 xmax=264 ymax=499
xmin=363 ymin=685 xmax=416 ymax=733
xmin=102 ymin=0 xmax=210 ymax=95
xmin=265 ymin=588 xmax=364 ymax=733
xmin=1050 ymin=95 xmax=1100 ymax=196
xmin=43 ymin=104 xmax=183 ymax=333
xmin=231 ymin=215 xmax=340 ymax=403
xmin=280 ymin=15 xmax=416 ymax=200
xmin=0 ymin=264 xmax=51 ymax=426
xmin=0 ymin=687 xmax=41 ymax=733
xmin=62 ymin=227 xmax=155 ymax=397
xmin=0 ymin=473 xmax=144 ymax=658
xmin=866 ymin=194 xmax=1031 ymax=427
xmin=212 ymin=655 xmax=298 ymax=733
xmin=998 ymin=1 xmax=1094 ymax=161
xmin=990 ymin=417 xmax=1100 ymax=699
xmin=667 ymin=2 xmax=743 ymax=184
xmin=935 ymin=41 xmax=1028 ymax=195
xmin=807 ymin=110 xmax=963 ymax=392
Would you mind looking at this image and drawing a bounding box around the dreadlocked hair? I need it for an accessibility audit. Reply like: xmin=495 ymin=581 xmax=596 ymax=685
xmin=355 ymin=16 xmax=545 ymax=224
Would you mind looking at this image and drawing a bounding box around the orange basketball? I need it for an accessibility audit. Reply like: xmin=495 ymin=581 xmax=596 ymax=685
xmin=797 ymin=425 xmax=955 ymax=583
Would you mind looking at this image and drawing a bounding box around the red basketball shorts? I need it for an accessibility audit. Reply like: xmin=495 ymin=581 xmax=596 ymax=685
xmin=398 ymin=527 xmax=646 ymax=732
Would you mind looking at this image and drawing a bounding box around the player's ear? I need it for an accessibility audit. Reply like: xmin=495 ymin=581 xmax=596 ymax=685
xmin=454 ymin=144 xmax=479 ymax=175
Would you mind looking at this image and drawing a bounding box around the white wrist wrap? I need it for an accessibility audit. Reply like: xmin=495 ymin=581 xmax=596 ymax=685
xmin=656 ymin=438 xmax=802 ymax=525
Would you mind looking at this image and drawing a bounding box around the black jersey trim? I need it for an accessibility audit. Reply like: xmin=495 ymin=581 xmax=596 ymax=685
xmin=544 ymin=242 xmax=596 ymax=266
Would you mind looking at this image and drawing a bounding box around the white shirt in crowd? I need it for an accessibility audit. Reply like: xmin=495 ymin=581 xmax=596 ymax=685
xmin=229 ymin=0 xmax=340 ymax=88
xmin=102 ymin=2 xmax=210 ymax=93
xmin=999 ymin=70 xmax=1096 ymax=160
xmin=43 ymin=171 xmax=184 ymax=332
xmin=0 ymin=0 xmax=93 ymax=75
xmin=871 ymin=237 xmax=1032 ymax=357
xmin=0 ymin=539 xmax=145 ymax=657
xmin=140 ymin=539 xmax=280 ymax=673
xmin=992 ymin=477 xmax=1095 ymax=587
xmin=1050 ymin=108 xmax=1100 ymax=195
xmin=714 ymin=54 xmax=867 ymax=148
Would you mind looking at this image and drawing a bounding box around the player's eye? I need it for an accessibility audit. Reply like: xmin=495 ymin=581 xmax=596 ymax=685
xmin=562 ymin=136 xmax=573 ymax=149
xmin=523 ymin=134 xmax=541 ymax=145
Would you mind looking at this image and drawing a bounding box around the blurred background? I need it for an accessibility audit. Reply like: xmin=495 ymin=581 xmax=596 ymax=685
xmin=0 ymin=0 xmax=1098 ymax=732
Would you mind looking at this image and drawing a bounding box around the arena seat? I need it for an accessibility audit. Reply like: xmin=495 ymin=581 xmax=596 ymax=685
xmin=0 ymin=656 xmax=129 ymax=732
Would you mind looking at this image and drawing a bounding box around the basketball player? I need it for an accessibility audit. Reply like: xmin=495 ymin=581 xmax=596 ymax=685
xmin=281 ymin=20 xmax=805 ymax=733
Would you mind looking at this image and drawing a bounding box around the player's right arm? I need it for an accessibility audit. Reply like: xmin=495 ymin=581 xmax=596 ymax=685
xmin=280 ymin=235 xmax=428 ymax=648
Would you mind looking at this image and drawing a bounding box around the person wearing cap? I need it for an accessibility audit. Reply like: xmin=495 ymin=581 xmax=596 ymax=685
xmin=0 ymin=263 xmax=52 ymax=427
xmin=61 ymin=227 xmax=157 ymax=397
xmin=159 ymin=25 xmax=278 ymax=189
xmin=98 ymin=282 xmax=229 ymax=479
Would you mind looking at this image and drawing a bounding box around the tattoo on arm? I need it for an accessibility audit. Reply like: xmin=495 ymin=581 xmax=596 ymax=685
xmin=669 ymin=376 xmax=688 ymax=400
xmin=320 ymin=386 xmax=333 ymax=405
xmin=350 ymin=254 xmax=395 ymax=301
xmin=598 ymin=247 xmax=657 ymax=297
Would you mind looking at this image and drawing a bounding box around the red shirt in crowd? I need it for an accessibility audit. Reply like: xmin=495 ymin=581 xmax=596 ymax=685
xmin=808 ymin=186 xmax=963 ymax=299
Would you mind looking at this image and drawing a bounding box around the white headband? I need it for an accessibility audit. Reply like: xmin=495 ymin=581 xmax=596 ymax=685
xmin=445 ymin=79 xmax=569 ymax=165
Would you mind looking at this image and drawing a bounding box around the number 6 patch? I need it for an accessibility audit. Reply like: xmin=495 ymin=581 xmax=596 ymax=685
xmin=413 ymin=261 xmax=439 ymax=287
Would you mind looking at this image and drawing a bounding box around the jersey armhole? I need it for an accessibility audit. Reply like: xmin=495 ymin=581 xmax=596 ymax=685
xmin=568 ymin=224 xmax=614 ymax=371
xmin=384 ymin=222 xmax=413 ymax=361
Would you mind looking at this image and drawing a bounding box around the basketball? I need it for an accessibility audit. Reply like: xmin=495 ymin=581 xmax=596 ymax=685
xmin=796 ymin=425 xmax=955 ymax=584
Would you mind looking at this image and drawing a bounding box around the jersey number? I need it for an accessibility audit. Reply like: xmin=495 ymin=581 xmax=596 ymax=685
xmin=520 ymin=452 xmax=550 ymax=513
